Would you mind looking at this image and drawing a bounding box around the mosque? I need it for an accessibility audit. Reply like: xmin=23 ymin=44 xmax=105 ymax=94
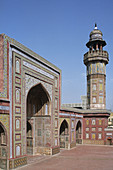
xmin=0 ymin=24 xmax=112 ymax=169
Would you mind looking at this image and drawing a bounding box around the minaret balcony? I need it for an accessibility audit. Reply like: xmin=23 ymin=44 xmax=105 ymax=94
xmin=84 ymin=50 xmax=109 ymax=65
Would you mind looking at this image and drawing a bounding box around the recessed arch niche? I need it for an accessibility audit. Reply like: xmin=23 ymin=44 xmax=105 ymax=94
xmin=27 ymin=83 xmax=51 ymax=117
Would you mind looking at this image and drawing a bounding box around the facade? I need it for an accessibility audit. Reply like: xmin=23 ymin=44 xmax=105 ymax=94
xmin=0 ymin=25 xmax=112 ymax=169
xmin=0 ymin=34 xmax=61 ymax=169
xmin=83 ymin=110 xmax=109 ymax=145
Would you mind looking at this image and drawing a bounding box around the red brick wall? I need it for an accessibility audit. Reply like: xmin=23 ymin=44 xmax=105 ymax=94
xmin=83 ymin=117 xmax=108 ymax=141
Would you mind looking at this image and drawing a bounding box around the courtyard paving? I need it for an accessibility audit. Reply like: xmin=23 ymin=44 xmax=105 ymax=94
xmin=18 ymin=145 xmax=113 ymax=170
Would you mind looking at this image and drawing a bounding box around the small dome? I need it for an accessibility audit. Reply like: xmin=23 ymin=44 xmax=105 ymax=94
xmin=89 ymin=24 xmax=103 ymax=41
xmin=86 ymin=24 xmax=106 ymax=48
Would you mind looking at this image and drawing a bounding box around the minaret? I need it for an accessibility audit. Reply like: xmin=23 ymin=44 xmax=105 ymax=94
xmin=84 ymin=24 xmax=109 ymax=109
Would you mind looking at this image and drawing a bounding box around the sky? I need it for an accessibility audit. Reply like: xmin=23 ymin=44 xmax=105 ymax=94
xmin=1 ymin=0 xmax=113 ymax=111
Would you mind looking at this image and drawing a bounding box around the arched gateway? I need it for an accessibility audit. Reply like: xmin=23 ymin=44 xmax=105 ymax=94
xmin=26 ymin=83 xmax=51 ymax=155
xmin=59 ymin=120 xmax=69 ymax=149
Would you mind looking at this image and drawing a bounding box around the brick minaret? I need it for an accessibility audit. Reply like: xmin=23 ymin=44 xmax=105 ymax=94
xmin=84 ymin=24 xmax=109 ymax=109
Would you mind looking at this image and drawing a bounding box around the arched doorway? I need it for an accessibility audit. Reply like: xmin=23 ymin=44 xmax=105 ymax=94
xmin=59 ymin=120 xmax=69 ymax=149
xmin=27 ymin=83 xmax=50 ymax=117
xmin=26 ymin=83 xmax=51 ymax=155
xmin=0 ymin=123 xmax=7 ymax=169
xmin=76 ymin=121 xmax=82 ymax=144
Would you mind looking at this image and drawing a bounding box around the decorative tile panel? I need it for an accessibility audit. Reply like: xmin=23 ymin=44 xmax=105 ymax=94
xmin=0 ymin=35 xmax=8 ymax=98
xmin=55 ymin=119 xmax=58 ymax=128
xmin=15 ymin=144 xmax=21 ymax=157
xmin=23 ymin=61 xmax=54 ymax=79
xmin=15 ymin=57 xmax=21 ymax=74
xmin=15 ymin=88 xmax=21 ymax=104
xmin=15 ymin=77 xmax=21 ymax=85
xmin=25 ymin=74 xmax=52 ymax=99
xmin=15 ymin=117 xmax=21 ymax=131
xmin=0 ymin=115 xmax=9 ymax=130
xmin=15 ymin=106 xmax=21 ymax=114
xmin=15 ymin=134 xmax=21 ymax=141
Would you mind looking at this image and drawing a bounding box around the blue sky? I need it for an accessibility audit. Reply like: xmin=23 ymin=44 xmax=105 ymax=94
xmin=1 ymin=0 xmax=113 ymax=111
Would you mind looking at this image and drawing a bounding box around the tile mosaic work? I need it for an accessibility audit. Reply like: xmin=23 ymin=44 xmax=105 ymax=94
xmin=15 ymin=117 xmax=21 ymax=131
xmin=0 ymin=35 xmax=9 ymax=98
xmin=23 ymin=61 xmax=54 ymax=79
xmin=15 ymin=144 xmax=21 ymax=157
xmin=0 ymin=115 xmax=9 ymax=130
xmin=15 ymin=57 xmax=21 ymax=74
xmin=15 ymin=88 xmax=21 ymax=104
xmin=25 ymin=74 xmax=53 ymax=100
xmin=87 ymin=63 xmax=106 ymax=75
xmin=15 ymin=106 xmax=21 ymax=114
xmin=15 ymin=134 xmax=21 ymax=141
xmin=15 ymin=77 xmax=21 ymax=84
xmin=14 ymin=157 xmax=27 ymax=169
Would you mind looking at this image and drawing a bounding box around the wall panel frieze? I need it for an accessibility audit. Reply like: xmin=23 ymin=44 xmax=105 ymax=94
xmin=25 ymin=74 xmax=53 ymax=100
xmin=23 ymin=61 xmax=54 ymax=79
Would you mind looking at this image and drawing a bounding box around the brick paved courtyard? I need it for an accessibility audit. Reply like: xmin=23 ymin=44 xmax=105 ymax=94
xmin=18 ymin=145 xmax=113 ymax=170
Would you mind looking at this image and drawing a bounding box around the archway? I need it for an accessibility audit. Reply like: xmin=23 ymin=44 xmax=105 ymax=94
xmin=27 ymin=83 xmax=50 ymax=117
xmin=26 ymin=83 xmax=51 ymax=155
xmin=0 ymin=123 xmax=7 ymax=169
xmin=59 ymin=120 xmax=69 ymax=148
xmin=76 ymin=121 xmax=82 ymax=144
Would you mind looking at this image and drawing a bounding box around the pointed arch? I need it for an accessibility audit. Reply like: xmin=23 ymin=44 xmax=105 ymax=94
xmin=76 ymin=120 xmax=82 ymax=133
xmin=76 ymin=120 xmax=82 ymax=144
xmin=60 ymin=119 xmax=68 ymax=135
xmin=26 ymin=83 xmax=51 ymax=102
xmin=27 ymin=83 xmax=51 ymax=117
xmin=59 ymin=119 xmax=69 ymax=149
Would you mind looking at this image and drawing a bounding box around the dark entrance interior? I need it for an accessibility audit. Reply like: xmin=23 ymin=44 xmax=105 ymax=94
xmin=59 ymin=120 xmax=69 ymax=148
xmin=27 ymin=83 xmax=50 ymax=117
xmin=76 ymin=121 xmax=82 ymax=144
xmin=26 ymin=83 xmax=51 ymax=155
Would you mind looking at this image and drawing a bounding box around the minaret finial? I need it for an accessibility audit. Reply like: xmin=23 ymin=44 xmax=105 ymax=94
xmin=94 ymin=23 xmax=97 ymax=30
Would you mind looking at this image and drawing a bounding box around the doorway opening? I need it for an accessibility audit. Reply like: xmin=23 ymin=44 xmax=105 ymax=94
xmin=76 ymin=121 xmax=82 ymax=144
xmin=59 ymin=120 xmax=69 ymax=148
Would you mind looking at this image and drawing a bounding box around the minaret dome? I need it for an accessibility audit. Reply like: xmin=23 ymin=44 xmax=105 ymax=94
xmin=86 ymin=24 xmax=106 ymax=49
